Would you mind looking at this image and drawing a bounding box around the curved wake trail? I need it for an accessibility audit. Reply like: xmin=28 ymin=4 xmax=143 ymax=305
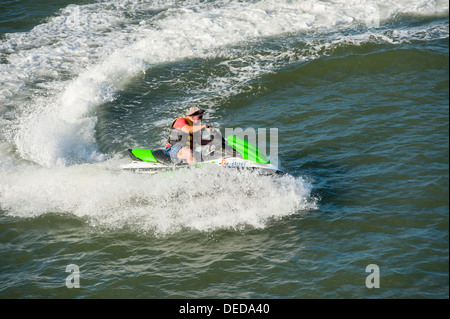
xmin=0 ymin=0 xmax=447 ymax=232
xmin=1 ymin=0 xmax=447 ymax=167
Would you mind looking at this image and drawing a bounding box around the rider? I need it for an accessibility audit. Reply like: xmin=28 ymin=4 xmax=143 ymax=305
xmin=166 ymin=106 xmax=214 ymax=164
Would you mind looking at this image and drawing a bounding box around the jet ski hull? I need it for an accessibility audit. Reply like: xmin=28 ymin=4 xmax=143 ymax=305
xmin=121 ymin=132 xmax=280 ymax=175
xmin=121 ymin=154 xmax=279 ymax=175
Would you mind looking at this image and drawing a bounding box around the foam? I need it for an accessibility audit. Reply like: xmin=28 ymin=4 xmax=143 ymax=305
xmin=0 ymin=0 xmax=448 ymax=229
xmin=0 ymin=162 xmax=317 ymax=235
xmin=1 ymin=0 xmax=448 ymax=167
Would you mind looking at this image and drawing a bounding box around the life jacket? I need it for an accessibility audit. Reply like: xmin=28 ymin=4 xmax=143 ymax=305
xmin=167 ymin=117 xmax=194 ymax=148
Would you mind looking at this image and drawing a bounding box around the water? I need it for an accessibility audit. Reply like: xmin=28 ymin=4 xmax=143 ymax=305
xmin=0 ymin=0 xmax=448 ymax=299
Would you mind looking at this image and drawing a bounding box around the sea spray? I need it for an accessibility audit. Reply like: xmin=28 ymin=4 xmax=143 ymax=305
xmin=0 ymin=163 xmax=317 ymax=235
xmin=2 ymin=0 xmax=447 ymax=167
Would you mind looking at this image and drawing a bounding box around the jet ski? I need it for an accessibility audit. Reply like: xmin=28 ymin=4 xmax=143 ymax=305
xmin=121 ymin=129 xmax=279 ymax=175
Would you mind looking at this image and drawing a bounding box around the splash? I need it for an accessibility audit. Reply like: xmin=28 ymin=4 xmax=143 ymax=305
xmin=1 ymin=0 xmax=447 ymax=167
xmin=0 ymin=0 xmax=447 ymax=231
xmin=0 ymin=163 xmax=317 ymax=235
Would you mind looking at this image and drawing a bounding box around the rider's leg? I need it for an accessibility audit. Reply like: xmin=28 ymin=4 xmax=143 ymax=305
xmin=176 ymin=147 xmax=195 ymax=165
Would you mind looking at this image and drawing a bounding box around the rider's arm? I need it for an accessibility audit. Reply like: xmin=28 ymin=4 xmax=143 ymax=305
xmin=180 ymin=124 xmax=209 ymax=134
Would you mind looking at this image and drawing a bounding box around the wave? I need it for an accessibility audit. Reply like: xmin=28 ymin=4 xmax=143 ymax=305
xmin=0 ymin=0 xmax=448 ymax=167
xmin=0 ymin=0 xmax=447 ymax=232
xmin=0 ymin=162 xmax=317 ymax=235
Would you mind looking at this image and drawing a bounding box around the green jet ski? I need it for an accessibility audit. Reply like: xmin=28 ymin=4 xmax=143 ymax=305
xmin=121 ymin=129 xmax=279 ymax=175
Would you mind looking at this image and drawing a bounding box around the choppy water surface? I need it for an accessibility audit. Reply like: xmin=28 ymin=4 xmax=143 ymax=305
xmin=0 ymin=0 xmax=448 ymax=298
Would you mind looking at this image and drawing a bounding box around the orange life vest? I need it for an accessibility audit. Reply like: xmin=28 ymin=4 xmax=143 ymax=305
xmin=166 ymin=117 xmax=194 ymax=148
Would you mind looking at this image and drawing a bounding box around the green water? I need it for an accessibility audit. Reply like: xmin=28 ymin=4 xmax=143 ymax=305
xmin=0 ymin=0 xmax=448 ymax=299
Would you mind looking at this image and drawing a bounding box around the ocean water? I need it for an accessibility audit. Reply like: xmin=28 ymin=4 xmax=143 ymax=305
xmin=0 ymin=0 xmax=448 ymax=299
